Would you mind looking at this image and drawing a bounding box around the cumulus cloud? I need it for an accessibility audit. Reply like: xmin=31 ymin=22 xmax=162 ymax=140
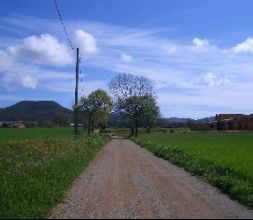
xmin=120 ymin=53 xmax=133 ymax=62
xmin=0 ymin=33 xmax=77 ymax=90
xmin=74 ymin=29 xmax=98 ymax=54
xmin=7 ymin=33 xmax=73 ymax=66
xmin=232 ymin=37 xmax=253 ymax=54
xmin=7 ymin=34 xmax=73 ymax=66
xmin=193 ymin=38 xmax=209 ymax=48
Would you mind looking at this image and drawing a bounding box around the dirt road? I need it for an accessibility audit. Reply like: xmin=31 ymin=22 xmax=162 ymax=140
xmin=50 ymin=137 xmax=253 ymax=219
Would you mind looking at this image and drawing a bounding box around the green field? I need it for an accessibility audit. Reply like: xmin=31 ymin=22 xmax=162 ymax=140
xmin=134 ymin=131 xmax=253 ymax=207
xmin=0 ymin=128 xmax=73 ymax=143
xmin=0 ymin=128 xmax=110 ymax=219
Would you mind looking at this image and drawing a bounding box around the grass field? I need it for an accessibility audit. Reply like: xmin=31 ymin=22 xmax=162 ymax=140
xmin=0 ymin=128 xmax=73 ymax=143
xmin=133 ymin=131 xmax=253 ymax=207
xmin=0 ymin=128 xmax=110 ymax=219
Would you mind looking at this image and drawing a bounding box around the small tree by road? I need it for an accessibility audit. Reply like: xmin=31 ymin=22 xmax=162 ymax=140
xmin=80 ymin=89 xmax=113 ymax=135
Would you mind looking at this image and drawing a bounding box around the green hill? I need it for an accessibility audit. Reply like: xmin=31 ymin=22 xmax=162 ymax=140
xmin=0 ymin=101 xmax=73 ymax=122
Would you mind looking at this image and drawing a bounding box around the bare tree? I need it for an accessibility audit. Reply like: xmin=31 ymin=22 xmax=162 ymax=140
xmin=108 ymin=73 xmax=158 ymax=137
xmin=108 ymin=73 xmax=154 ymax=100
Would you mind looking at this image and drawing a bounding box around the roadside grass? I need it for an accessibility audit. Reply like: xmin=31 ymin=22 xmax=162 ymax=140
xmin=0 ymin=129 xmax=110 ymax=219
xmin=132 ymin=132 xmax=253 ymax=208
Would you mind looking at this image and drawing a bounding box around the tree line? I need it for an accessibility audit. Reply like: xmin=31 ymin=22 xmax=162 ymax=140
xmin=79 ymin=73 xmax=159 ymax=137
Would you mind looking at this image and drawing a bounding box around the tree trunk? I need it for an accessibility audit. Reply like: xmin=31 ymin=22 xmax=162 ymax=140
xmin=130 ymin=127 xmax=134 ymax=136
xmin=88 ymin=115 xmax=91 ymax=136
xmin=134 ymin=119 xmax=138 ymax=137
xmin=91 ymin=119 xmax=94 ymax=134
xmin=135 ymin=126 xmax=138 ymax=137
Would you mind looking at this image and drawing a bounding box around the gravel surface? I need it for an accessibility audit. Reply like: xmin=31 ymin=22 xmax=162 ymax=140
xmin=49 ymin=137 xmax=253 ymax=219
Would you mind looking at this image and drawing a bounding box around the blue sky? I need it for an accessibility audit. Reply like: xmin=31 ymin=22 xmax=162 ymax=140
xmin=1 ymin=0 xmax=253 ymax=118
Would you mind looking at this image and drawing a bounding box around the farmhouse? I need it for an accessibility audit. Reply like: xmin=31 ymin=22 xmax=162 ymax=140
xmin=215 ymin=114 xmax=253 ymax=130
xmin=191 ymin=114 xmax=253 ymax=131
xmin=8 ymin=123 xmax=26 ymax=129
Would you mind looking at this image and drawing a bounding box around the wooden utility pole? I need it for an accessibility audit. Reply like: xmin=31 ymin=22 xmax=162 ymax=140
xmin=74 ymin=48 xmax=79 ymax=135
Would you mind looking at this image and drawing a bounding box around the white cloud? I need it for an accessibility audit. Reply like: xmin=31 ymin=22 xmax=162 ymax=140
xmin=197 ymin=72 xmax=230 ymax=87
xmin=193 ymin=38 xmax=209 ymax=48
xmin=163 ymin=45 xmax=178 ymax=54
xmin=2 ymin=73 xmax=37 ymax=90
xmin=0 ymin=50 xmax=12 ymax=69
xmin=0 ymin=32 xmax=77 ymax=91
xmin=7 ymin=33 xmax=73 ymax=66
xmin=20 ymin=75 xmax=37 ymax=89
xmin=43 ymin=79 xmax=106 ymax=95
xmin=74 ymin=29 xmax=98 ymax=54
xmin=232 ymin=37 xmax=253 ymax=54
xmin=158 ymin=85 xmax=253 ymax=118
xmin=120 ymin=53 xmax=133 ymax=62
xmin=0 ymin=56 xmax=74 ymax=91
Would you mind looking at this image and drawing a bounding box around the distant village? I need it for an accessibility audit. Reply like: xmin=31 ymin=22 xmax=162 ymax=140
xmin=0 ymin=121 xmax=26 ymax=128
xmin=1 ymin=114 xmax=253 ymax=131
xmin=0 ymin=121 xmax=78 ymax=129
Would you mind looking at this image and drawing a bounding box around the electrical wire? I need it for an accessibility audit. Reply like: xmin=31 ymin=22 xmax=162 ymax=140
xmin=53 ymin=0 xmax=85 ymax=97
xmin=53 ymin=0 xmax=75 ymax=54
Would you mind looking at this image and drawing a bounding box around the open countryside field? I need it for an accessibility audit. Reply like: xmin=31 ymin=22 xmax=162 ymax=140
xmin=0 ymin=128 xmax=110 ymax=219
xmin=0 ymin=128 xmax=73 ymax=143
xmin=134 ymin=131 xmax=253 ymax=207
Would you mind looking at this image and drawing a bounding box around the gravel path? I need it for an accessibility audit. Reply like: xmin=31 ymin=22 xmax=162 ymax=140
xmin=49 ymin=137 xmax=253 ymax=219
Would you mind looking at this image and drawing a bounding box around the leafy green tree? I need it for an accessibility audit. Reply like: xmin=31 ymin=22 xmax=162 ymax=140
xmin=80 ymin=89 xmax=113 ymax=135
xmin=124 ymin=95 xmax=159 ymax=137
xmin=139 ymin=96 xmax=160 ymax=133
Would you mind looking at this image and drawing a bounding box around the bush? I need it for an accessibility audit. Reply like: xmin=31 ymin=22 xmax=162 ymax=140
xmin=40 ymin=121 xmax=55 ymax=128
xmin=154 ymin=128 xmax=168 ymax=134
xmin=100 ymin=128 xmax=113 ymax=133
xmin=24 ymin=121 xmax=39 ymax=128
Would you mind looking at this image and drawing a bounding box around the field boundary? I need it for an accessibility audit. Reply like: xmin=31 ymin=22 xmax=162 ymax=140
xmin=132 ymin=137 xmax=253 ymax=208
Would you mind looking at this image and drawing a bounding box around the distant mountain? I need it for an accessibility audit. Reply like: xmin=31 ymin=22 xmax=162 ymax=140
xmin=156 ymin=116 xmax=215 ymax=127
xmin=0 ymin=101 xmax=73 ymax=122
xmin=162 ymin=117 xmax=193 ymax=123
xmin=195 ymin=116 xmax=215 ymax=123
xmin=162 ymin=116 xmax=215 ymax=124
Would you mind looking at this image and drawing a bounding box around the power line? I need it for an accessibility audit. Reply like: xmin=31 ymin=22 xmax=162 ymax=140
xmin=53 ymin=0 xmax=75 ymax=54
xmin=53 ymin=0 xmax=83 ymax=135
